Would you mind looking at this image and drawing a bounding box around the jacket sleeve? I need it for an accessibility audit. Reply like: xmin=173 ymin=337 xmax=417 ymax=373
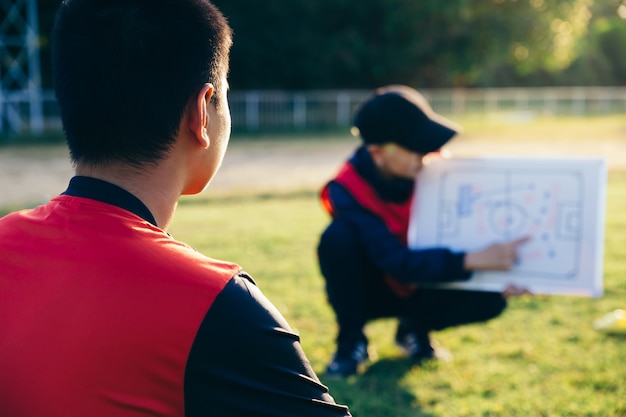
xmin=184 ymin=273 xmax=352 ymax=417
xmin=328 ymin=183 xmax=472 ymax=284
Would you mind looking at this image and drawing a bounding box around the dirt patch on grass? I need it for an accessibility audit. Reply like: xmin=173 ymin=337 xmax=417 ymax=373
xmin=0 ymin=137 xmax=359 ymax=208
xmin=2 ymin=120 xmax=625 ymax=208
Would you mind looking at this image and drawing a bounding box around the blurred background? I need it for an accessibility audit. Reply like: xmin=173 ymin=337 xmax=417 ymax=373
xmin=1 ymin=0 xmax=626 ymax=137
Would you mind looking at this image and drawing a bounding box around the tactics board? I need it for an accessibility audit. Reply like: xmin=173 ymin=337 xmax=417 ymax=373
xmin=408 ymin=157 xmax=606 ymax=297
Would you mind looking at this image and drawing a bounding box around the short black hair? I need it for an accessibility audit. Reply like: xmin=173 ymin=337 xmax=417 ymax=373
xmin=52 ymin=0 xmax=232 ymax=166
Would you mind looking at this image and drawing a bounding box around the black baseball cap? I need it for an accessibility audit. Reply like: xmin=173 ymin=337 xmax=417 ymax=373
xmin=352 ymin=85 xmax=460 ymax=154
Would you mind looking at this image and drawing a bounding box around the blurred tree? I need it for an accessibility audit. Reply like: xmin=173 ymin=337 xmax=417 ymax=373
xmin=468 ymin=0 xmax=593 ymax=85
xmin=214 ymin=0 xmax=597 ymax=88
xmin=583 ymin=0 xmax=626 ymax=84
xmin=475 ymin=0 xmax=626 ymax=86
xmin=33 ymin=0 xmax=626 ymax=89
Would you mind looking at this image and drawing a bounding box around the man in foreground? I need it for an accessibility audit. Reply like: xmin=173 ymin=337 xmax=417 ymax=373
xmin=0 ymin=1 xmax=351 ymax=415
xmin=318 ymin=85 xmax=529 ymax=378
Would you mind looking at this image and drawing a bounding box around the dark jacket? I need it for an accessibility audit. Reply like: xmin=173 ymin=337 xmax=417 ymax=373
xmin=321 ymin=146 xmax=472 ymax=287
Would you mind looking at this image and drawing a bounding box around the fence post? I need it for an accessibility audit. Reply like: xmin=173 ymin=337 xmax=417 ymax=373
xmin=27 ymin=0 xmax=43 ymax=133
xmin=293 ymin=94 xmax=306 ymax=129
xmin=245 ymin=92 xmax=259 ymax=131
xmin=337 ymin=92 xmax=351 ymax=127
xmin=572 ymin=88 xmax=585 ymax=115
xmin=486 ymin=90 xmax=497 ymax=114
xmin=0 ymin=92 xmax=4 ymax=133
xmin=515 ymin=89 xmax=529 ymax=112
xmin=452 ymin=89 xmax=465 ymax=115
xmin=544 ymin=89 xmax=557 ymax=115
xmin=599 ymin=89 xmax=610 ymax=114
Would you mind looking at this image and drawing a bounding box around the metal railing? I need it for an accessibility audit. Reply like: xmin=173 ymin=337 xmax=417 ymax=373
xmin=1 ymin=87 xmax=625 ymax=136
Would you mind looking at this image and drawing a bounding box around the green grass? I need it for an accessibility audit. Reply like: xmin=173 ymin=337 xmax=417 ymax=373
xmin=170 ymin=169 xmax=626 ymax=417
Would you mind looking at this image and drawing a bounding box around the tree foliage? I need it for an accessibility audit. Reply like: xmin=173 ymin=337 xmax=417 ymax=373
xmin=212 ymin=0 xmax=626 ymax=88
xmin=33 ymin=0 xmax=626 ymax=89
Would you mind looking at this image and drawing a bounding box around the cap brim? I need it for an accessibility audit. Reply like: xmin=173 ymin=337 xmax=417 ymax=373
xmin=405 ymin=115 xmax=460 ymax=154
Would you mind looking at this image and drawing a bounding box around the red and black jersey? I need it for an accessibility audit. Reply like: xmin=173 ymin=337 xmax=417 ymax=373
xmin=0 ymin=176 xmax=351 ymax=417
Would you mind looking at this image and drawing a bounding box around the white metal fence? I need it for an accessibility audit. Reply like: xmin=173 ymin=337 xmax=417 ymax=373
xmin=1 ymin=87 xmax=625 ymax=135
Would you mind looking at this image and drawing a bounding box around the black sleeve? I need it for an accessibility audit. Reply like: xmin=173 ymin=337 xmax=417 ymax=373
xmin=328 ymin=184 xmax=472 ymax=284
xmin=184 ymin=273 xmax=352 ymax=417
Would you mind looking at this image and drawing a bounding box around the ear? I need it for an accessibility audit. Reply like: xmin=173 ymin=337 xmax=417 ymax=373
xmin=366 ymin=144 xmax=385 ymax=165
xmin=189 ymin=83 xmax=214 ymax=149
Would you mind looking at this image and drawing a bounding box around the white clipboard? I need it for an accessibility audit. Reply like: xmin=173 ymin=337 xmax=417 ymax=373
xmin=408 ymin=157 xmax=606 ymax=297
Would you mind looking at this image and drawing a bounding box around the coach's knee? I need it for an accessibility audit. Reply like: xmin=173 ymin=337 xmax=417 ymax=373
xmin=485 ymin=292 xmax=508 ymax=320
xmin=318 ymin=219 xmax=360 ymax=260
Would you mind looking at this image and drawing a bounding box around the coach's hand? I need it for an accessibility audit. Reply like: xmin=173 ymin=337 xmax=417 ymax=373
xmin=464 ymin=236 xmax=531 ymax=271
xmin=502 ymin=283 xmax=532 ymax=298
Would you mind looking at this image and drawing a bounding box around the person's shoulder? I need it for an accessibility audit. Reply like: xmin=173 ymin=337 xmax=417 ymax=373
xmin=100 ymin=221 xmax=242 ymax=290
xmin=153 ymin=235 xmax=242 ymax=279
xmin=325 ymin=181 xmax=361 ymax=212
xmin=0 ymin=211 xmax=21 ymax=240
xmin=0 ymin=209 xmax=25 ymax=224
xmin=0 ymin=204 xmax=48 ymax=237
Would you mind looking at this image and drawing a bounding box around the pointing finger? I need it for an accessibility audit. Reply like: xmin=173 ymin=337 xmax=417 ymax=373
xmin=511 ymin=236 xmax=532 ymax=247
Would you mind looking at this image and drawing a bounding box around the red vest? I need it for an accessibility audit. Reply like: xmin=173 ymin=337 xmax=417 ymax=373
xmin=0 ymin=196 xmax=241 ymax=417
xmin=321 ymin=162 xmax=417 ymax=297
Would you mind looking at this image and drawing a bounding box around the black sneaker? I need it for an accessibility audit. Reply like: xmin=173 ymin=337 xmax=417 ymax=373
xmin=395 ymin=328 xmax=433 ymax=360
xmin=394 ymin=321 xmax=452 ymax=362
xmin=325 ymin=340 xmax=369 ymax=378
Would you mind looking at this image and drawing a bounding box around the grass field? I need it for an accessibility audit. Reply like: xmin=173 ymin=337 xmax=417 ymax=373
xmin=3 ymin=116 xmax=626 ymax=416
xmin=169 ymin=171 xmax=626 ymax=417
xmin=171 ymin=171 xmax=626 ymax=416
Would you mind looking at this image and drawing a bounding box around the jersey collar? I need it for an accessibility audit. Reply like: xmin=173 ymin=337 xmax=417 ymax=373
xmin=62 ymin=176 xmax=157 ymax=227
